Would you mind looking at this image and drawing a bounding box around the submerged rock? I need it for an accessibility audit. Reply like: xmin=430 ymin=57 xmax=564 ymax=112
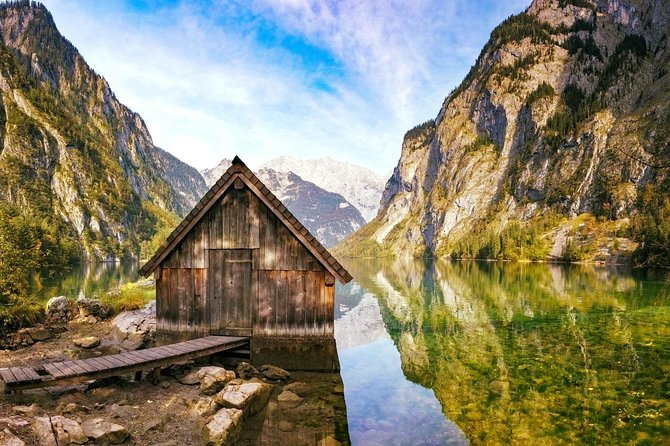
xmin=277 ymin=390 xmax=303 ymax=408
xmin=202 ymin=408 xmax=243 ymax=446
xmin=259 ymin=365 xmax=290 ymax=381
xmin=283 ymin=382 xmax=311 ymax=397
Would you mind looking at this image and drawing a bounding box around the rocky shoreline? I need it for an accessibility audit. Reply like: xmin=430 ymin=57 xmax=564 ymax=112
xmin=0 ymin=298 xmax=349 ymax=445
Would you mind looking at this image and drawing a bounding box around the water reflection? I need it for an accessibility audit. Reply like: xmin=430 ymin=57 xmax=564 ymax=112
xmin=28 ymin=262 xmax=139 ymax=303
xmin=336 ymin=258 xmax=670 ymax=445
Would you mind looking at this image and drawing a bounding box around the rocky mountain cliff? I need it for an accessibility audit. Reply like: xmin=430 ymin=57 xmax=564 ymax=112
xmin=0 ymin=1 xmax=205 ymax=261
xmin=260 ymin=156 xmax=387 ymax=222
xmin=339 ymin=0 xmax=670 ymax=262
xmin=202 ymin=158 xmax=366 ymax=247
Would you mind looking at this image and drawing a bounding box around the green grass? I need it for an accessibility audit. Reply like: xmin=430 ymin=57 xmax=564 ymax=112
xmin=99 ymin=280 xmax=156 ymax=314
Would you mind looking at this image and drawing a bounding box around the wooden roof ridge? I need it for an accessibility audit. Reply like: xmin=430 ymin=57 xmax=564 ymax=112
xmin=139 ymin=155 xmax=353 ymax=284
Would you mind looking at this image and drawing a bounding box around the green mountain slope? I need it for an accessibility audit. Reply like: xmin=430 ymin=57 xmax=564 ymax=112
xmin=338 ymin=0 xmax=670 ymax=266
xmin=0 ymin=1 xmax=207 ymax=262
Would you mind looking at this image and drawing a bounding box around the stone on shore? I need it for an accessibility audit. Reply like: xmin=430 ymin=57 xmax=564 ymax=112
xmin=12 ymin=405 xmax=38 ymax=416
xmin=198 ymin=367 xmax=236 ymax=396
xmin=214 ymin=381 xmax=272 ymax=417
xmin=32 ymin=416 xmax=57 ymax=446
xmin=190 ymin=397 xmax=220 ymax=418
xmin=111 ymin=300 xmax=156 ymax=350
xmin=51 ymin=416 xmax=88 ymax=445
xmin=179 ymin=370 xmax=201 ymax=385
xmin=81 ymin=418 xmax=130 ymax=445
xmin=77 ymin=297 xmax=111 ymax=320
xmin=73 ymin=336 xmax=101 ymax=349
xmin=202 ymin=408 xmax=243 ymax=446
xmin=236 ymin=362 xmax=258 ymax=380
xmin=46 ymin=296 xmax=72 ymax=323
xmin=0 ymin=428 xmax=26 ymax=446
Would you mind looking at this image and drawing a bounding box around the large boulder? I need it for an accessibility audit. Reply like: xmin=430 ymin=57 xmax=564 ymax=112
xmin=111 ymin=300 xmax=156 ymax=350
xmin=81 ymin=418 xmax=129 ymax=445
xmin=214 ymin=381 xmax=272 ymax=417
xmin=32 ymin=417 xmax=57 ymax=446
xmin=202 ymin=408 xmax=243 ymax=446
xmin=50 ymin=416 xmax=87 ymax=445
xmin=33 ymin=416 xmax=87 ymax=446
xmin=198 ymin=367 xmax=236 ymax=396
xmin=76 ymin=298 xmax=111 ymax=320
xmin=46 ymin=296 xmax=72 ymax=323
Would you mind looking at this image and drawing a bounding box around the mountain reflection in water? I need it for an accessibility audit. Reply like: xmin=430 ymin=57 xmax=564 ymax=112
xmin=335 ymin=258 xmax=670 ymax=445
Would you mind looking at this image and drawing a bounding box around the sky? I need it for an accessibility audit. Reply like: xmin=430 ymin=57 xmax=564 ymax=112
xmin=39 ymin=0 xmax=529 ymax=175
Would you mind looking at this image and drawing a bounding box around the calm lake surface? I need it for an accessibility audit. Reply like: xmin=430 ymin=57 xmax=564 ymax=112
xmin=30 ymin=259 xmax=670 ymax=444
xmin=336 ymin=259 xmax=670 ymax=445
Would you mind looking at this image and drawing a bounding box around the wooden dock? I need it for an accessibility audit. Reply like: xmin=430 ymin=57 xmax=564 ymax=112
xmin=0 ymin=335 xmax=249 ymax=396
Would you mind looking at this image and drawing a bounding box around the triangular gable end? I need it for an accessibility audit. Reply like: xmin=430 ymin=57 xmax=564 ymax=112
xmin=139 ymin=156 xmax=353 ymax=284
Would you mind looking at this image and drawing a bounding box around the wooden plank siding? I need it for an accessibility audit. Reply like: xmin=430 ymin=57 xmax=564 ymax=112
xmin=154 ymin=183 xmax=334 ymax=341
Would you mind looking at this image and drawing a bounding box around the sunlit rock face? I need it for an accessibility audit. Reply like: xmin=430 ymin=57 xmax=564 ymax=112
xmin=342 ymin=258 xmax=667 ymax=445
xmin=342 ymin=0 xmax=670 ymax=259
xmin=0 ymin=3 xmax=206 ymax=260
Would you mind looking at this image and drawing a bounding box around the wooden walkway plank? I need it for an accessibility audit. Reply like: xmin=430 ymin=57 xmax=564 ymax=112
xmin=9 ymin=368 xmax=29 ymax=382
xmin=1 ymin=335 xmax=250 ymax=393
xmin=54 ymin=362 xmax=78 ymax=377
xmin=83 ymin=358 xmax=110 ymax=372
xmin=43 ymin=363 xmax=67 ymax=379
xmin=0 ymin=369 xmax=18 ymax=384
xmin=22 ymin=368 xmax=41 ymax=382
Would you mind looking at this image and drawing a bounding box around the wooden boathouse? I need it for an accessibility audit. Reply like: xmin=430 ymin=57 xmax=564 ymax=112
xmin=139 ymin=156 xmax=352 ymax=370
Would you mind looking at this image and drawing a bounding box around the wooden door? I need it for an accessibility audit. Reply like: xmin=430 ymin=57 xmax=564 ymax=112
xmin=208 ymin=249 xmax=253 ymax=335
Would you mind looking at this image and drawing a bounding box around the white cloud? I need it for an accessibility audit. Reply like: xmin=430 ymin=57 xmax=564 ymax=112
xmin=39 ymin=0 xmax=529 ymax=175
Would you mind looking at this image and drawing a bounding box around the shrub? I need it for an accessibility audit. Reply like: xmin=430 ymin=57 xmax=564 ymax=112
xmin=526 ymin=82 xmax=555 ymax=105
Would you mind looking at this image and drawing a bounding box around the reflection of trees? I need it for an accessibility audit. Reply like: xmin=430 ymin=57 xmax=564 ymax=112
xmin=341 ymin=258 xmax=670 ymax=445
xmin=28 ymin=263 xmax=139 ymax=302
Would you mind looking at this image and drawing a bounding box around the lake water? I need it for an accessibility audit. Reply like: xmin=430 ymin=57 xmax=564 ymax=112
xmin=31 ymin=259 xmax=670 ymax=444
xmin=336 ymin=258 xmax=670 ymax=445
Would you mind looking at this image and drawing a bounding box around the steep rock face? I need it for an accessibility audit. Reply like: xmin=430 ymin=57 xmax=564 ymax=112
xmin=260 ymin=156 xmax=387 ymax=222
xmin=202 ymin=158 xmax=367 ymax=247
xmin=0 ymin=2 xmax=196 ymax=260
xmin=345 ymin=0 xmax=670 ymax=257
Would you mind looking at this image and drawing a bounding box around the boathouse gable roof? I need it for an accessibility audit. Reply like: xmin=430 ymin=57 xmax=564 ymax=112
xmin=139 ymin=155 xmax=353 ymax=284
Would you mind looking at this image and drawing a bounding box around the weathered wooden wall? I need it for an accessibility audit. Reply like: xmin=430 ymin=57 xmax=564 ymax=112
xmin=155 ymin=185 xmax=334 ymax=339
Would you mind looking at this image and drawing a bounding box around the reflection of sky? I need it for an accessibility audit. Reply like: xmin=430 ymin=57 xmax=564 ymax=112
xmin=336 ymin=281 xmax=467 ymax=445
xmin=339 ymin=338 xmax=467 ymax=446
